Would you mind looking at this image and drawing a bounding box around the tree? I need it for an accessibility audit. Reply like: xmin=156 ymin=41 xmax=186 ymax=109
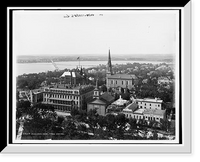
xmin=16 ymin=100 xmax=31 ymax=119
xmin=108 ymin=87 xmax=112 ymax=93
xmin=62 ymin=119 xmax=78 ymax=139
xmin=160 ymin=118 xmax=171 ymax=132
xmin=22 ymin=103 xmax=57 ymax=139
xmin=87 ymin=109 xmax=99 ymax=134
xmin=105 ymin=114 xmax=116 ymax=133
xmin=114 ymin=114 xmax=128 ymax=139
xmin=114 ymin=93 xmax=119 ymax=100
xmin=129 ymin=118 xmax=137 ymax=130
xmin=100 ymin=84 xmax=107 ymax=92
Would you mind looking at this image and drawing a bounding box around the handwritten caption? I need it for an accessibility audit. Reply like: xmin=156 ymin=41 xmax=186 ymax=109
xmin=23 ymin=133 xmax=64 ymax=136
xmin=64 ymin=13 xmax=103 ymax=18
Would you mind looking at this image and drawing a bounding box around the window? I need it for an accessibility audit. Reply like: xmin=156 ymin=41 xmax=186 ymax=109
xmin=111 ymin=80 xmax=113 ymax=84
xmin=126 ymin=81 xmax=128 ymax=85
xmin=150 ymin=104 xmax=151 ymax=106
xmin=115 ymin=80 xmax=117 ymax=84
xmin=158 ymin=104 xmax=160 ymax=107
xmin=140 ymin=106 xmax=142 ymax=108
xmin=122 ymin=81 xmax=123 ymax=85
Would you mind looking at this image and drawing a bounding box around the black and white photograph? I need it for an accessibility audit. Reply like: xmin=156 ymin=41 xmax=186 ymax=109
xmin=3 ymin=2 xmax=192 ymax=154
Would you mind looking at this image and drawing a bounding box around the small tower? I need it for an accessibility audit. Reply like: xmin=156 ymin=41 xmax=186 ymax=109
xmin=93 ymin=79 xmax=100 ymax=99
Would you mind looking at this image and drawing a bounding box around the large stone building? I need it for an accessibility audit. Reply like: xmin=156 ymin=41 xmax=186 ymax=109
xmin=106 ymin=49 xmax=137 ymax=90
xmin=43 ymin=84 xmax=94 ymax=112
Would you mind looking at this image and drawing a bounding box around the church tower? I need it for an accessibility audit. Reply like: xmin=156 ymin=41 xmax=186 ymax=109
xmin=107 ymin=49 xmax=113 ymax=77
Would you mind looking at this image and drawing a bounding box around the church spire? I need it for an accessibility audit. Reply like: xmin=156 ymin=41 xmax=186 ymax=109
xmin=107 ymin=48 xmax=113 ymax=76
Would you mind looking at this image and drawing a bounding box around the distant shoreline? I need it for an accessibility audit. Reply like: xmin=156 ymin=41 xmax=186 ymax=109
xmin=17 ymin=58 xmax=174 ymax=64
xmin=16 ymin=60 xmax=174 ymax=76
xmin=17 ymin=54 xmax=174 ymax=64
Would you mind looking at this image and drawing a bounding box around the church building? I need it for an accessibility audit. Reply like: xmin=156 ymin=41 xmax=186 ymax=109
xmin=106 ymin=49 xmax=137 ymax=90
xmin=87 ymin=79 xmax=114 ymax=116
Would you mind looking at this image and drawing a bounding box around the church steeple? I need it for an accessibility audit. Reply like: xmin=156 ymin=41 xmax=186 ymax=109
xmin=107 ymin=49 xmax=113 ymax=76
xmin=93 ymin=79 xmax=100 ymax=99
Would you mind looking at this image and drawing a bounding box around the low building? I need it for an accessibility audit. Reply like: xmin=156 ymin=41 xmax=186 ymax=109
xmin=18 ymin=90 xmax=29 ymax=101
xmin=136 ymin=98 xmax=163 ymax=110
xmin=122 ymin=106 xmax=166 ymax=122
xmin=30 ymin=89 xmax=44 ymax=104
xmin=107 ymin=95 xmax=130 ymax=113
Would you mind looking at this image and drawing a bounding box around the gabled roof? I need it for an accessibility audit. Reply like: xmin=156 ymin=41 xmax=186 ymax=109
xmin=88 ymin=98 xmax=106 ymax=105
xmin=60 ymin=71 xmax=77 ymax=78
xmin=123 ymin=103 xmax=138 ymax=112
xmin=100 ymin=92 xmax=114 ymax=104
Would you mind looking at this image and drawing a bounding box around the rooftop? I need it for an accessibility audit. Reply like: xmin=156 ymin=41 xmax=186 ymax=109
xmin=133 ymin=108 xmax=145 ymax=114
xmin=100 ymin=92 xmax=115 ymax=104
xmin=123 ymin=102 xmax=138 ymax=112
xmin=60 ymin=71 xmax=82 ymax=78
xmin=107 ymin=74 xmax=137 ymax=80
xmin=31 ymin=88 xmax=44 ymax=94
xmin=45 ymin=84 xmax=94 ymax=94
xmin=88 ymin=98 xmax=107 ymax=105
xmin=143 ymin=109 xmax=166 ymax=116
xmin=112 ymin=95 xmax=129 ymax=106
xmin=136 ymin=98 xmax=163 ymax=103
xmin=61 ymin=71 xmax=78 ymax=78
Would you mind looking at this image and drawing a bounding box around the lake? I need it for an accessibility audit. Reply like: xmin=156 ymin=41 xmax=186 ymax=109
xmin=16 ymin=60 xmax=167 ymax=76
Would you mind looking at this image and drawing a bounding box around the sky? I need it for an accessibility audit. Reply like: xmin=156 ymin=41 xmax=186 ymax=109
xmin=13 ymin=10 xmax=178 ymax=56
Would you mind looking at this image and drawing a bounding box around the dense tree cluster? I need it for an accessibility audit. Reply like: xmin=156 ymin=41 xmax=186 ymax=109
xmin=16 ymin=101 xmax=174 ymax=140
